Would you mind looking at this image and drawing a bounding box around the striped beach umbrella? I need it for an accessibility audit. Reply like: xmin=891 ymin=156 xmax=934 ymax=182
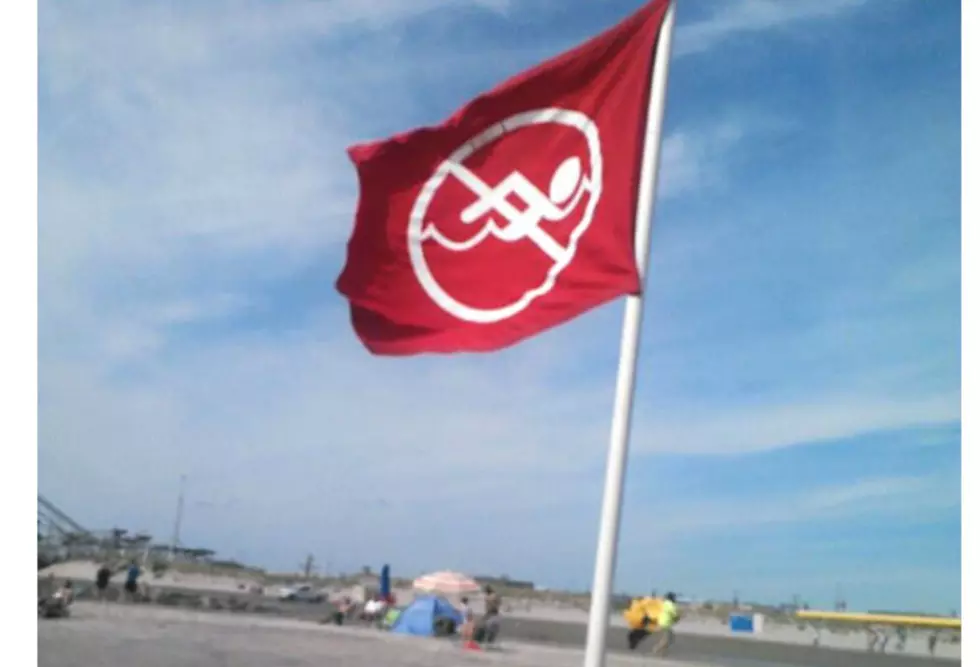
xmin=412 ymin=571 xmax=481 ymax=595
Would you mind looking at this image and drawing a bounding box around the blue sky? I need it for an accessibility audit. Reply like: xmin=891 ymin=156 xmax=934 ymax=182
xmin=38 ymin=0 xmax=960 ymax=614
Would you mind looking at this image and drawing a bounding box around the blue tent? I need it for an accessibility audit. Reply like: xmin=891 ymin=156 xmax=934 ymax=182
xmin=390 ymin=595 xmax=462 ymax=637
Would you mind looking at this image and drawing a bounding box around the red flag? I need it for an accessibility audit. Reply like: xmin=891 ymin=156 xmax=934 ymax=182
xmin=336 ymin=0 xmax=670 ymax=355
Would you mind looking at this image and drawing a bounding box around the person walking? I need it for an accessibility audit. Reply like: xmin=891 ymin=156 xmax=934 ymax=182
xmin=625 ymin=593 xmax=662 ymax=650
xmin=123 ymin=560 xmax=141 ymax=602
xmin=95 ymin=562 xmax=112 ymax=602
xmin=653 ymin=592 xmax=681 ymax=657
xmin=475 ymin=585 xmax=502 ymax=645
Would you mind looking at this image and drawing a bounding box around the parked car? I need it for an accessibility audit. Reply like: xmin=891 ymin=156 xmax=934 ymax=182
xmin=278 ymin=584 xmax=325 ymax=603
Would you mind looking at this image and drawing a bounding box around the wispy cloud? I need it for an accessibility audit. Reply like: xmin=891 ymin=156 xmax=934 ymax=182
xmin=659 ymin=121 xmax=746 ymax=198
xmin=38 ymin=0 xmax=522 ymax=278
xmin=633 ymin=392 xmax=960 ymax=455
xmin=92 ymin=294 xmax=253 ymax=362
xmin=627 ymin=473 xmax=959 ymax=539
xmin=149 ymin=294 xmax=251 ymax=327
xmin=674 ymin=0 xmax=868 ymax=57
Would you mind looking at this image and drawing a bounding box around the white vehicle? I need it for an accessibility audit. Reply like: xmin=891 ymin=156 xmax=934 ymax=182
xmin=278 ymin=584 xmax=325 ymax=603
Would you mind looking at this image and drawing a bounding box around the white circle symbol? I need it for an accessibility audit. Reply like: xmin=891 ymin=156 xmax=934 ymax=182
xmin=407 ymin=108 xmax=603 ymax=324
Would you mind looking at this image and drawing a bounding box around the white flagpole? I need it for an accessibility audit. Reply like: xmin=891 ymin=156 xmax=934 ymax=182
xmin=582 ymin=3 xmax=676 ymax=667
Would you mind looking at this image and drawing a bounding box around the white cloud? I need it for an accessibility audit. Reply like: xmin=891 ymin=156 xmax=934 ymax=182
xmin=658 ymin=120 xmax=746 ymax=198
xmin=801 ymin=475 xmax=936 ymax=512
xmin=632 ymin=391 xmax=960 ymax=456
xmin=149 ymin=294 xmax=251 ymax=326
xmin=674 ymin=0 xmax=868 ymax=57
xmin=38 ymin=0 xmax=521 ymax=284
xmin=38 ymin=316 xmax=615 ymax=522
xmin=99 ymin=294 xmax=252 ymax=362
xmin=625 ymin=473 xmax=959 ymax=539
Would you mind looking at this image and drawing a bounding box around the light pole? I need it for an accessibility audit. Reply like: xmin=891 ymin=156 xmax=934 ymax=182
xmin=169 ymin=475 xmax=187 ymax=562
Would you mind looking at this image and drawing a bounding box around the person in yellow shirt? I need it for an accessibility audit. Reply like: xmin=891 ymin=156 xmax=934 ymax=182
xmin=624 ymin=594 xmax=663 ymax=650
xmin=653 ymin=592 xmax=680 ymax=656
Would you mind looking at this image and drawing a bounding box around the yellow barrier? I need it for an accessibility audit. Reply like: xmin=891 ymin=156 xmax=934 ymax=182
xmin=795 ymin=610 xmax=961 ymax=630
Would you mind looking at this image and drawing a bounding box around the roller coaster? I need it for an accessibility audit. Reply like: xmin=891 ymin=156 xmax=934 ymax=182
xmin=796 ymin=609 xmax=960 ymax=630
xmin=37 ymin=494 xmax=96 ymax=568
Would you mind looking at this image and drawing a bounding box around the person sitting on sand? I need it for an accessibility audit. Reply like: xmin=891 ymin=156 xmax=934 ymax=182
xmin=332 ymin=596 xmax=354 ymax=625
xmin=363 ymin=596 xmax=386 ymax=622
xmin=59 ymin=579 xmax=75 ymax=605
xmin=39 ymin=580 xmax=74 ymax=618
xmin=330 ymin=597 xmax=347 ymax=625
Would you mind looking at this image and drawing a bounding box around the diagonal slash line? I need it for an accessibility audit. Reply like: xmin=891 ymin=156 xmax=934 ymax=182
xmin=444 ymin=162 xmax=567 ymax=262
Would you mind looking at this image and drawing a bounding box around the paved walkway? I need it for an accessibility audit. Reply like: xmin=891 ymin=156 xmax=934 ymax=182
xmin=38 ymin=603 xmax=711 ymax=667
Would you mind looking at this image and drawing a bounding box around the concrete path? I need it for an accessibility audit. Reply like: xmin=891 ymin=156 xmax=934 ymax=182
xmin=38 ymin=603 xmax=711 ymax=667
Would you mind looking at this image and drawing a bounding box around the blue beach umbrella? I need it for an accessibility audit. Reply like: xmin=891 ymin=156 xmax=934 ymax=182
xmin=380 ymin=564 xmax=391 ymax=598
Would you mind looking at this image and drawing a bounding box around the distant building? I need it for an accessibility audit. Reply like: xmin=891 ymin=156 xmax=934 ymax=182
xmin=475 ymin=575 xmax=534 ymax=591
xmin=144 ymin=545 xmax=217 ymax=564
xmin=358 ymin=573 xmax=381 ymax=588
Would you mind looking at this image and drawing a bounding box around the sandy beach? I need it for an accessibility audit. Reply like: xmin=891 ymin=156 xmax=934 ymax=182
xmin=39 ymin=603 xmax=709 ymax=667
xmin=39 ymin=562 xmax=960 ymax=666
